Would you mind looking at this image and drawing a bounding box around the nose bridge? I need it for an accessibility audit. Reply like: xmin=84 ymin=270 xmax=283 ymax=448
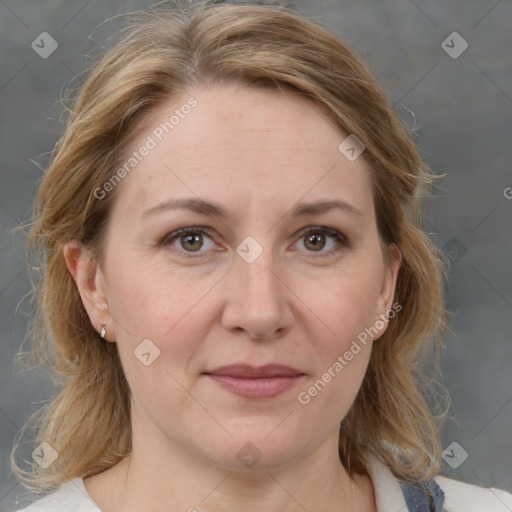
xmin=221 ymin=234 xmax=291 ymax=338
xmin=235 ymin=236 xmax=283 ymax=307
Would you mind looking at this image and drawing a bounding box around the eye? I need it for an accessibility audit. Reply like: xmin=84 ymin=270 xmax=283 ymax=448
xmin=293 ymin=226 xmax=350 ymax=256
xmin=159 ymin=226 xmax=350 ymax=258
xmin=160 ymin=227 xmax=215 ymax=258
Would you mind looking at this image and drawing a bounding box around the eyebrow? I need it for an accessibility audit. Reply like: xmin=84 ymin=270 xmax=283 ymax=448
xmin=141 ymin=197 xmax=363 ymax=220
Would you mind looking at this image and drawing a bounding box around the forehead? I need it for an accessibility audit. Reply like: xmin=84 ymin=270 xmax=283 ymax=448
xmin=111 ymin=83 xmax=374 ymax=224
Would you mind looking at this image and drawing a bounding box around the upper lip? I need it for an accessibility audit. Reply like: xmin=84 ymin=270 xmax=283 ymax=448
xmin=204 ymin=364 xmax=304 ymax=378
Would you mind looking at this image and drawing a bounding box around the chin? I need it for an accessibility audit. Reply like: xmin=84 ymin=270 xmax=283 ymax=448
xmin=196 ymin=420 xmax=309 ymax=472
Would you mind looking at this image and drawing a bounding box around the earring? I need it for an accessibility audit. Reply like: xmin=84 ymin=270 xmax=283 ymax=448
xmin=100 ymin=324 xmax=106 ymax=339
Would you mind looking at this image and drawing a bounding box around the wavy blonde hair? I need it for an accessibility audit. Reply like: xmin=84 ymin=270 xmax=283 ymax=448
xmin=12 ymin=0 xmax=449 ymax=495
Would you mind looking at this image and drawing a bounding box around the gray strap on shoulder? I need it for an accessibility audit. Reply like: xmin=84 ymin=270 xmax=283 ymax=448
xmin=400 ymin=478 xmax=445 ymax=511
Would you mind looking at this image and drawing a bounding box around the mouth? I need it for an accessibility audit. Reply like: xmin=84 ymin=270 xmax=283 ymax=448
xmin=203 ymin=364 xmax=306 ymax=399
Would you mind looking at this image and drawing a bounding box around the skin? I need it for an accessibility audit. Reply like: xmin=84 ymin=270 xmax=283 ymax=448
xmin=64 ymin=82 xmax=401 ymax=512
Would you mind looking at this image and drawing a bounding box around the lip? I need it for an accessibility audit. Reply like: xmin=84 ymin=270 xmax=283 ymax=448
xmin=203 ymin=364 xmax=305 ymax=399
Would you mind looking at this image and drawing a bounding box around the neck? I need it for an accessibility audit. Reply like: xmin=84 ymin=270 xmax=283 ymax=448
xmin=84 ymin=416 xmax=375 ymax=512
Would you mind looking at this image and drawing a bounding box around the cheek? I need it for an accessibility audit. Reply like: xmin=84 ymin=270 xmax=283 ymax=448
xmin=307 ymin=260 xmax=384 ymax=348
xmin=107 ymin=264 xmax=211 ymax=420
xmin=105 ymin=255 xmax=220 ymax=377
xmin=293 ymin=257 xmax=384 ymax=417
xmin=107 ymin=253 xmax=208 ymax=333
xmin=294 ymin=267 xmax=379 ymax=419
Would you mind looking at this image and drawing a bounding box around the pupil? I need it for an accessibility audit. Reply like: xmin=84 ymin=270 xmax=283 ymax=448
xmin=307 ymin=233 xmax=324 ymax=251
xmin=183 ymin=234 xmax=202 ymax=251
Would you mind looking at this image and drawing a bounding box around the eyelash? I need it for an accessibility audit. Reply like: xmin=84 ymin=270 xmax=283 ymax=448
xmin=159 ymin=226 xmax=351 ymax=259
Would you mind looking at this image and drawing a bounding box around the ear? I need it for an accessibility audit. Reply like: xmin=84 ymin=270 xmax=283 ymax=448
xmin=63 ymin=241 xmax=115 ymax=342
xmin=373 ymin=243 xmax=402 ymax=340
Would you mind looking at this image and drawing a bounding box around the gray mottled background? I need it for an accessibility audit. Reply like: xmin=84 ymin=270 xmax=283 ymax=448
xmin=1 ymin=0 xmax=511 ymax=510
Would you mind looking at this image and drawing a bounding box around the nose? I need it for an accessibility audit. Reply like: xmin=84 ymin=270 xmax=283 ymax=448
xmin=220 ymin=249 xmax=295 ymax=341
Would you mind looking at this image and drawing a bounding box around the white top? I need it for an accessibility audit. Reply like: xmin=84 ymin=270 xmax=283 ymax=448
xmin=15 ymin=453 xmax=512 ymax=511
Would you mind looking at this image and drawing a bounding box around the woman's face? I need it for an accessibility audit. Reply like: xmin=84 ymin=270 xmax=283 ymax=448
xmin=68 ymin=83 xmax=400 ymax=472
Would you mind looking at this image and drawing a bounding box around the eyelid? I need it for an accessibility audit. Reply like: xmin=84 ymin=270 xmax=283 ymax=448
xmin=158 ymin=226 xmax=217 ymax=256
xmin=160 ymin=225 xmax=350 ymax=257
xmin=295 ymin=226 xmax=351 ymax=250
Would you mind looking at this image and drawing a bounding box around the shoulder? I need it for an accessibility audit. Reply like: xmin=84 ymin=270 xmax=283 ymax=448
xmin=363 ymin=450 xmax=512 ymax=512
xmin=436 ymin=475 xmax=512 ymax=512
xmin=14 ymin=478 xmax=101 ymax=512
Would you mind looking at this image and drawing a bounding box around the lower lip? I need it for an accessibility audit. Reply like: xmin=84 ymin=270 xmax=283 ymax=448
xmin=206 ymin=374 xmax=304 ymax=399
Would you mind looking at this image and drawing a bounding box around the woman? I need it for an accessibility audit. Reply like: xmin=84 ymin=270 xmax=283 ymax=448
xmin=11 ymin=2 xmax=512 ymax=511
